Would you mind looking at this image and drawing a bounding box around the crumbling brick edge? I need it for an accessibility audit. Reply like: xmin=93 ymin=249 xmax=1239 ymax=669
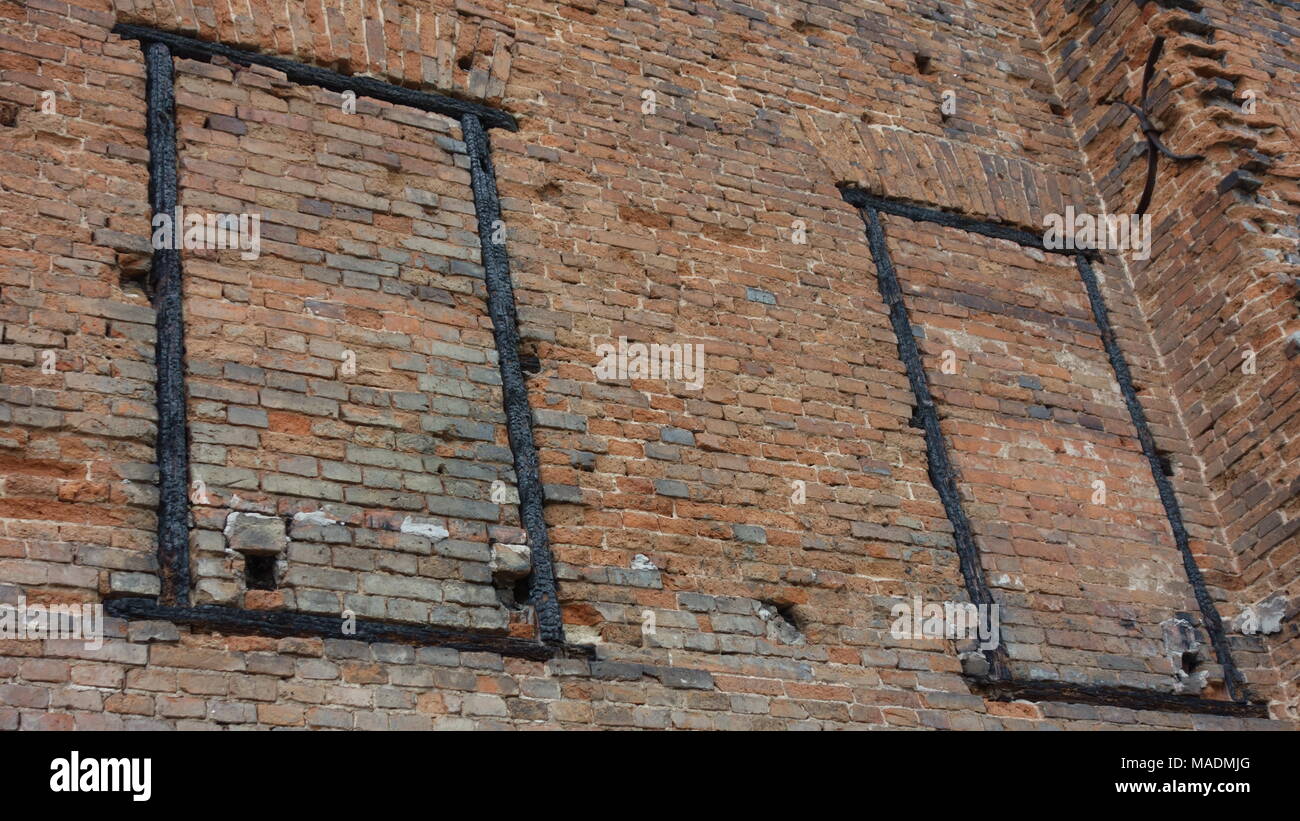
xmin=105 ymin=597 xmax=592 ymax=661
xmin=115 ymin=25 xmax=565 ymax=646
xmin=841 ymin=186 xmax=1256 ymax=710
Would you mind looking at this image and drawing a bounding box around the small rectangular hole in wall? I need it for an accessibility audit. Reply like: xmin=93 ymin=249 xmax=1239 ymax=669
xmin=244 ymin=555 xmax=277 ymax=591
xmin=1157 ymin=453 xmax=1176 ymax=477
xmin=119 ymin=259 xmax=151 ymax=299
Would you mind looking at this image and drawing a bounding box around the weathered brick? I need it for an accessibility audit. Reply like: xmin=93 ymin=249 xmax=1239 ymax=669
xmin=0 ymin=0 xmax=1291 ymax=735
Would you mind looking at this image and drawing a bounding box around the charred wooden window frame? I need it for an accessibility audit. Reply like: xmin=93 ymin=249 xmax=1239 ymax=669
xmin=111 ymin=24 xmax=579 ymax=659
xmin=841 ymin=187 xmax=1265 ymax=717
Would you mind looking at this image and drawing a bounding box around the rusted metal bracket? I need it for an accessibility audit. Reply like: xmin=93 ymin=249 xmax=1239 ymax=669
xmin=114 ymin=24 xmax=517 ymax=131
xmin=1102 ymin=36 xmax=1204 ymax=216
xmin=973 ymin=678 xmax=1267 ymax=717
xmin=1074 ymin=254 xmax=1245 ymax=701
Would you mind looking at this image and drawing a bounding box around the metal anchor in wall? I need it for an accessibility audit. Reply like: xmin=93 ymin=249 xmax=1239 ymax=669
xmin=1102 ymin=36 xmax=1204 ymax=217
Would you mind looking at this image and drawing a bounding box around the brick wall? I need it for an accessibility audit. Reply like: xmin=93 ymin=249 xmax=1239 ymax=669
xmin=174 ymin=57 xmax=527 ymax=629
xmin=0 ymin=0 xmax=1293 ymax=729
xmin=1034 ymin=0 xmax=1300 ymax=719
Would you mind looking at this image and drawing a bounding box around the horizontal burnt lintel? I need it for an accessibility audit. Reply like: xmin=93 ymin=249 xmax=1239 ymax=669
xmin=839 ymin=185 xmax=1101 ymax=259
xmin=112 ymin=23 xmax=518 ymax=132
xmin=105 ymin=597 xmax=593 ymax=661
xmin=970 ymin=678 xmax=1270 ymax=718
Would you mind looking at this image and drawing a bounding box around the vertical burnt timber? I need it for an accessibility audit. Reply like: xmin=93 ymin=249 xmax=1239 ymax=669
xmin=855 ymin=203 xmax=1011 ymax=680
xmin=461 ymin=113 xmax=566 ymax=646
xmin=1072 ymin=254 xmax=1245 ymax=701
xmin=144 ymin=40 xmax=191 ymax=607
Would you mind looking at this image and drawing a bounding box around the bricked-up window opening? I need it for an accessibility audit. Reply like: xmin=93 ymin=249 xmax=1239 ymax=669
xmin=840 ymin=187 xmax=1263 ymax=716
xmin=109 ymin=25 xmax=574 ymax=658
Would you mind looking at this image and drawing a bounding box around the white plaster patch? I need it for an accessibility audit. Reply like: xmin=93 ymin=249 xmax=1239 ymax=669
xmin=293 ymin=510 xmax=340 ymax=526
xmin=400 ymin=516 xmax=449 ymax=542
xmin=631 ymin=553 xmax=657 ymax=571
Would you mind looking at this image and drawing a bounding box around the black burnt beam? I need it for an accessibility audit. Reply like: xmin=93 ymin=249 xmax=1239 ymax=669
xmin=144 ymin=39 xmax=191 ymax=607
xmin=461 ymin=113 xmax=565 ymax=646
xmin=840 ymin=186 xmax=1097 ymax=258
xmin=852 ymin=199 xmax=1011 ymax=681
xmin=105 ymin=597 xmax=593 ymax=661
xmin=972 ymin=678 xmax=1269 ymax=718
xmin=1073 ymin=254 xmax=1246 ymax=702
xmin=113 ymin=23 xmax=518 ymax=132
